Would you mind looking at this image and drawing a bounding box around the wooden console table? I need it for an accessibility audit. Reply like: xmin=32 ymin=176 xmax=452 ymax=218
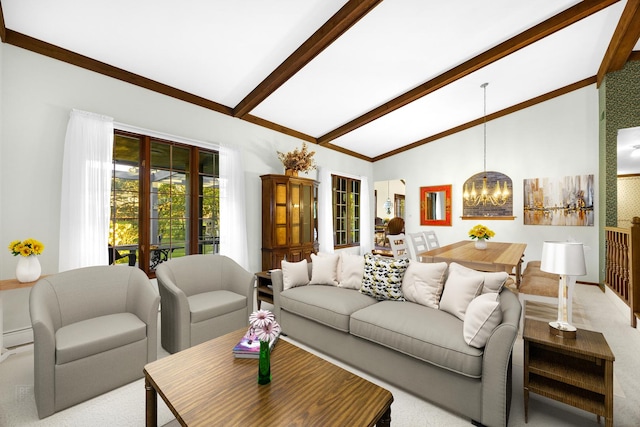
xmin=523 ymin=319 xmax=614 ymax=426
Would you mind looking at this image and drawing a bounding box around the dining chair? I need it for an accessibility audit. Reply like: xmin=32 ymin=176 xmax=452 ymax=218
xmin=423 ymin=230 xmax=440 ymax=250
xmin=407 ymin=232 xmax=429 ymax=260
xmin=387 ymin=233 xmax=409 ymax=259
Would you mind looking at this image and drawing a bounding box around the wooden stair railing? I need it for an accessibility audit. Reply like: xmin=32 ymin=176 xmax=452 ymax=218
xmin=605 ymin=216 xmax=640 ymax=327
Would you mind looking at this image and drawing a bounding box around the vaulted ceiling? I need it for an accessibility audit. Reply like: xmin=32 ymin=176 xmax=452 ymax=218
xmin=1 ymin=1 xmax=639 ymax=162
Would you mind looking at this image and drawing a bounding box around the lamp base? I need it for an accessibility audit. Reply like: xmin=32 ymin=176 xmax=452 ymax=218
xmin=549 ymin=321 xmax=577 ymax=339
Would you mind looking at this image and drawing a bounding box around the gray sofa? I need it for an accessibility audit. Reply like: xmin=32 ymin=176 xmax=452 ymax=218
xmin=29 ymin=266 xmax=160 ymax=418
xmin=271 ymin=261 xmax=521 ymax=427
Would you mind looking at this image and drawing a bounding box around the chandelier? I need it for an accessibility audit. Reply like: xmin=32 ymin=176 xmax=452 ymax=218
xmin=463 ymin=83 xmax=510 ymax=207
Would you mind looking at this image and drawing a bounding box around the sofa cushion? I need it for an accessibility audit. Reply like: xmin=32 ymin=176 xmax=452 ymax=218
xmin=280 ymin=286 xmax=378 ymax=332
xmin=282 ymin=259 xmax=310 ymax=290
xmin=463 ymin=292 xmax=503 ymax=348
xmin=55 ymin=313 xmax=146 ymax=365
xmin=401 ymin=261 xmax=447 ymax=308
xmin=350 ymin=301 xmax=484 ymax=378
xmin=448 ymin=262 xmax=508 ymax=294
xmin=310 ymin=253 xmax=339 ymax=286
xmin=338 ymin=252 xmax=365 ymax=290
xmin=189 ymin=290 xmax=247 ymax=323
xmin=360 ymin=253 xmax=409 ymax=301
xmin=439 ymin=268 xmax=484 ymax=320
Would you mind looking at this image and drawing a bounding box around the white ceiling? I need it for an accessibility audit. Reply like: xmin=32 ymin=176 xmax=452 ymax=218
xmin=2 ymin=0 xmax=639 ymax=166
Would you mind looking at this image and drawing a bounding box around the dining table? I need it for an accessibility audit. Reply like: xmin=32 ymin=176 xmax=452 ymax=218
xmin=418 ymin=240 xmax=527 ymax=285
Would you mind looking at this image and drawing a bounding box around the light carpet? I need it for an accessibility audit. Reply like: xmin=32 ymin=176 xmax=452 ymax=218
xmin=1 ymin=284 xmax=639 ymax=426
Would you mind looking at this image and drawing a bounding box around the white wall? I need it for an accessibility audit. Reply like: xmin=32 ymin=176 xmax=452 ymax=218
xmin=0 ymin=44 xmax=373 ymax=280
xmin=374 ymin=85 xmax=600 ymax=283
xmin=0 ymin=43 xmax=373 ymax=338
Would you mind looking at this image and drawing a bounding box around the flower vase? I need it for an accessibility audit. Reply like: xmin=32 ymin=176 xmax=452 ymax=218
xmin=474 ymin=239 xmax=488 ymax=250
xmin=285 ymin=169 xmax=298 ymax=177
xmin=258 ymin=340 xmax=271 ymax=385
xmin=16 ymin=255 xmax=41 ymax=283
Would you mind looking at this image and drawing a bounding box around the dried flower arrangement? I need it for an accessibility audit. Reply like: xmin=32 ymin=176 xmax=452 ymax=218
xmin=277 ymin=142 xmax=317 ymax=173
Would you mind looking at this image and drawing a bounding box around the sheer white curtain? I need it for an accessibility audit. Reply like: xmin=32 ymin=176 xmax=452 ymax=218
xmin=317 ymin=167 xmax=372 ymax=255
xmin=59 ymin=110 xmax=114 ymax=271
xmin=317 ymin=167 xmax=334 ymax=253
xmin=219 ymin=144 xmax=249 ymax=270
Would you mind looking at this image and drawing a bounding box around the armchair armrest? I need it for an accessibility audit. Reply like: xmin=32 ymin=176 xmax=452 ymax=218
xmin=29 ymin=279 xmax=59 ymax=418
xmin=221 ymin=257 xmax=255 ymax=303
xmin=125 ymin=268 xmax=161 ymax=362
xmin=156 ymin=267 xmax=192 ymax=353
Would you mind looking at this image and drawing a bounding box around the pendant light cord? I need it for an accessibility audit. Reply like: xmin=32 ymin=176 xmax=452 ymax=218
xmin=482 ymin=82 xmax=488 ymax=175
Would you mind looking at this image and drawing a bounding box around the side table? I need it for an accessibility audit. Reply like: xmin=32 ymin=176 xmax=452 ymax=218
xmin=0 ymin=277 xmax=40 ymax=362
xmin=255 ymin=271 xmax=273 ymax=310
xmin=523 ymin=319 xmax=614 ymax=426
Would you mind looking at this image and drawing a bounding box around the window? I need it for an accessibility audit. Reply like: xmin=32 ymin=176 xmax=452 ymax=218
xmin=110 ymin=130 xmax=219 ymax=275
xmin=332 ymin=175 xmax=360 ymax=247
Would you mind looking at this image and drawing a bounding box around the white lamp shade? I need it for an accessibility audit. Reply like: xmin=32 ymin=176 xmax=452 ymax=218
xmin=540 ymin=241 xmax=587 ymax=276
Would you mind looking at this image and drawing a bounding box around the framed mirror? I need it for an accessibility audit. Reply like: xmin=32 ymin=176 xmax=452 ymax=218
xmin=420 ymin=185 xmax=452 ymax=226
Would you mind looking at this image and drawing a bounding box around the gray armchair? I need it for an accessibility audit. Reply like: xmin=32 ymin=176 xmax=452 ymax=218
xmin=155 ymin=254 xmax=254 ymax=354
xmin=29 ymin=266 xmax=160 ymax=419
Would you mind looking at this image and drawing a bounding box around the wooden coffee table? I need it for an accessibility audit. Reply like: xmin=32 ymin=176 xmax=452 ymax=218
xmin=144 ymin=329 xmax=393 ymax=426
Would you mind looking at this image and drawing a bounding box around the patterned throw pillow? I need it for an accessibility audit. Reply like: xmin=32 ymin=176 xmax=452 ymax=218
xmin=360 ymin=253 xmax=409 ymax=301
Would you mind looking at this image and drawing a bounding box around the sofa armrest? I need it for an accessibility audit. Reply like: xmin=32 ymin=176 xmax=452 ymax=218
xmin=480 ymin=288 xmax=521 ymax=427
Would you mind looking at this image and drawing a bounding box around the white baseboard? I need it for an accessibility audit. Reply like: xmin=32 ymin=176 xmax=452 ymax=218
xmin=3 ymin=327 xmax=33 ymax=348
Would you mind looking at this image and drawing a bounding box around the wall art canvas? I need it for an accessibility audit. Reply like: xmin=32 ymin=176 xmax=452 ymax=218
xmin=523 ymin=174 xmax=594 ymax=226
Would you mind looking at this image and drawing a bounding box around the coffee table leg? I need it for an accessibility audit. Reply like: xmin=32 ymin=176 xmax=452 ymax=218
xmin=377 ymin=406 xmax=391 ymax=427
xmin=145 ymin=376 xmax=157 ymax=427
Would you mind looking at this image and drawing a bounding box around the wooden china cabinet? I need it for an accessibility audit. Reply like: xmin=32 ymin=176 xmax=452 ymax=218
xmin=261 ymin=174 xmax=319 ymax=270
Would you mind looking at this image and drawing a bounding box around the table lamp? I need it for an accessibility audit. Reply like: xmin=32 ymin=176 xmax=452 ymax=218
xmin=540 ymin=241 xmax=586 ymax=338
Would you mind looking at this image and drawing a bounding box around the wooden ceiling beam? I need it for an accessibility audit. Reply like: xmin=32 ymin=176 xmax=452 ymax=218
xmin=0 ymin=1 xmax=6 ymax=43
xmin=4 ymin=30 xmax=235 ymax=116
xmin=597 ymin=0 xmax=640 ymax=85
xmin=233 ymin=0 xmax=383 ymax=118
xmin=318 ymin=0 xmax=620 ymax=145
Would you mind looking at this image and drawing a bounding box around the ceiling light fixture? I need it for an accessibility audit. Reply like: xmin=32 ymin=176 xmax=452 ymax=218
xmin=384 ymin=181 xmax=392 ymax=215
xmin=463 ymin=83 xmax=510 ymax=207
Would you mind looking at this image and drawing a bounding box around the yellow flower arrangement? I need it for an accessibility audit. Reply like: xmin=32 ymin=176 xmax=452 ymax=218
xmin=277 ymin=142 xmax=317 ymax=173
xmin=8 ymin=238 xmax=45 ymax=257
xmin=468 ymin=224 xmax=495 ymax=241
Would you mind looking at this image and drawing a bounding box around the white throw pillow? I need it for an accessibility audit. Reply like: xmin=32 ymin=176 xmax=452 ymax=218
xmin=448 ymin=262 xmax=508 ymax=294
xmin=338 ymin=253 xmax=365 ymax=290
xmin=464 ymin=293 xmax=503 ymax=348
xmin=439 ymin=268 xmax=484 ymax=320
xmin=281 ymin=259 xmax=309 ymax=290
xmin=309 ymin=253 xmax=339 ymax=286
xmin=401 ymin=261 xmax=448 ymax=308
xmin=316 ymin=251 xmax=342 ymax=283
